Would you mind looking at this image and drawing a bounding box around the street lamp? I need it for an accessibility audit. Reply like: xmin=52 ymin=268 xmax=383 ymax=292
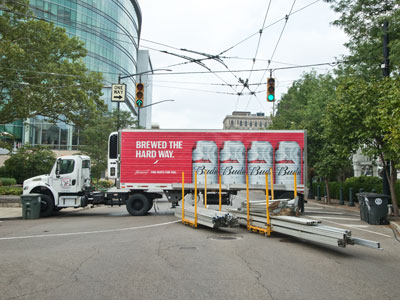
xmin=115 ymin=69 xmax=172 ymax=130
xmin=137 ymin=99 xmax=175 ymax=128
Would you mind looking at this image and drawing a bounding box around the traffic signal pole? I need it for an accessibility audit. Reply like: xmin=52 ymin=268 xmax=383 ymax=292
xmin=117 ymin=75 xmax=121 ymax=131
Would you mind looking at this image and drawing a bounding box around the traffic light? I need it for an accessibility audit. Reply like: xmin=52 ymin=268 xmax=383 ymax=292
xmin=135 ymin=83 xmax=144 ymax=107
xmin=267 ymin=78 xmax=275 ymax=102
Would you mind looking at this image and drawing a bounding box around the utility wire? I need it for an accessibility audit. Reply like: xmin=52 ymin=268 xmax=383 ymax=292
xmin=236 ymin=0 xmax=272 ymax=110
xmin=218 ymin=0 xmax=321 ymax=56
xmin=153 ymin=84 xmax=265 ymax=96
xmin=248 ymin=0 xmax=272 ymax=83
xmin=0 ymin=61 xmax=340 ymax=77
xmin=246 ymin=0 xmax=298 ymax=111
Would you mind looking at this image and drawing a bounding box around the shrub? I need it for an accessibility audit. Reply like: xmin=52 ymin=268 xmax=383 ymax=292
xmin=3 ymin=145 xmax=56 ymax=184
xmin=311 ymin=176 xmax=399 ymax=205
xmin=94 ymin=179 xmax=114 ymax=189
xmin=0 ymin=177 xmax=16 ymax=186
xmin=0 ymin=186 xmax=22 ymax=195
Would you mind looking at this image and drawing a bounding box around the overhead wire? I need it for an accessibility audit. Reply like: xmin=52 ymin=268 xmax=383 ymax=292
xmin=218 ymin=0 xmax=321 ymax=56
xmin=245 ymin=0 xmax=298 ymax=111
xmin=236 ymin=0 xmax=272 ymax=110
xmin=153 ymin=84 xmax=265 ymax=96
xmin=0 ymin=61 xmax=340 ymax=78
xmin=2 ymin=0 xmax=340 ymax=104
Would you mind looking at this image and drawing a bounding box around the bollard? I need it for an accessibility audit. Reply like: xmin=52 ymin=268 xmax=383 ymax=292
xmin=317 ymin=185 xmax=321 ymax=201
xmin=339 ymin=186 xmax=344 ymax=205
xmin=348 ymin=187 xmax=355 ymax=207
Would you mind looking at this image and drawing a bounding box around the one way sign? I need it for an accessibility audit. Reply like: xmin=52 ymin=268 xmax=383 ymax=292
xmin=111 ymin=84 xmax=126 ymax=102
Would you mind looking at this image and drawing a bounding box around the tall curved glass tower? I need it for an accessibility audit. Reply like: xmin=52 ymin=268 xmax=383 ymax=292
xmin=0 ymin=0 xmax=142 ymax=151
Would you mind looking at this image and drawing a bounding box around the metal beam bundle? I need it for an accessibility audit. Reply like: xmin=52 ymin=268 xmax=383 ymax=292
xmin=240 ymin=199 xmax=297 ymax=216
xmin=229 ymin=207 xmax=381 ymax=250
xmin=175 ymin=206 xmax=238 ymax=229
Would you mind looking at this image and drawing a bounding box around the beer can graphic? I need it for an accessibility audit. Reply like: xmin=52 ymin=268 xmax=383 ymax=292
xmin=248 ymin=141 xmax=273 ymax=184
xmin=192 ymin=141 xmax=218 ymax=184
xmin=275 ymin=141 xmax=301 ymax=186
xmin=220 ymin=141 xmax=246 ymax=184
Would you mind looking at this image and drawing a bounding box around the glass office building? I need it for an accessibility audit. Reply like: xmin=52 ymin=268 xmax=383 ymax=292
xmin=1 ymin=0 xmax=142 ymax=150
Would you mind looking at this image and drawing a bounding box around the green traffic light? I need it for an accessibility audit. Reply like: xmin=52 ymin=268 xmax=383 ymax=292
xmin=267 ymin=94 xmax=275 ymax=101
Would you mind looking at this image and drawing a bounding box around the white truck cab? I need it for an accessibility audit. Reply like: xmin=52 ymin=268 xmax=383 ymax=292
xmin=23 ymin=155 xmax=91 ymax=216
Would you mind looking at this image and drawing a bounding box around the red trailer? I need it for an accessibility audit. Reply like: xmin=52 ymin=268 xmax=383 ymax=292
xmin=107 ymin=129 xmax=307 ymax=216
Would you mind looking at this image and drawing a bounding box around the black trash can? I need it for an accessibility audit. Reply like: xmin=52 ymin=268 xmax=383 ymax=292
xmin=356 ymin=193 xmax=389 ymax=225
xmin=21 ymin=194 xmax=42 ymax=220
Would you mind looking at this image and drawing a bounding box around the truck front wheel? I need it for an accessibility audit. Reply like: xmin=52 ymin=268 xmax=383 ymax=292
xmin=40 ymin=194 xmax=54 ymax=218
xmin=126 ymin=194 xmax=150 ymax=216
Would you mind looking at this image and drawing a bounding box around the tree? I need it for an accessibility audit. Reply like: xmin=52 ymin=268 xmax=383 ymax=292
xmin=271 ymin=72 xmax=350 ymax=202
xmin=0 ymin=0 xmax=105 ymax=128
xmin=3 ymin=145 xmax=56 ymax=183
xmin=79 ymin=110 xmax=136 ymax=180
xmin=324 ymin=75 xmax=399 ymax=215
xmin=325 ymin=0 xmax=400 ymax=77
xmin=325 ymin=0 xmax=400 ymax=216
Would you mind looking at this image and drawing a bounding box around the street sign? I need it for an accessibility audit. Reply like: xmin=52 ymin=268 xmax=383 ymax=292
xmin=111 ymin=84 xmax=126 ymax=102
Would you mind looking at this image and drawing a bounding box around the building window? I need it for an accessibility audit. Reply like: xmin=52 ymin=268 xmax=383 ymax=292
xmin=240 ymin=120 xmax=242 ymax=127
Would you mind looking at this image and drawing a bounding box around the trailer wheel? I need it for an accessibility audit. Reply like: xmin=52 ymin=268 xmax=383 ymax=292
xmin=40 ymin=194 xmax=54 ymax=218
xmin=126 ymin=194 xmax=150 ymax=216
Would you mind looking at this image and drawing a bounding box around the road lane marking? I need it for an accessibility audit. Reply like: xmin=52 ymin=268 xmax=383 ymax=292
xmin=305 ymin=212 xmax=346 ymax=215
xmin=316 ymin=216 xmax=360 ymax=221
xmin=308 ymin=216 xmax=391 ymax=238
xmin=0 ymin=220 xmax=180 ymax=241
xmin=346 ymin=224 xmax=370 ymax=228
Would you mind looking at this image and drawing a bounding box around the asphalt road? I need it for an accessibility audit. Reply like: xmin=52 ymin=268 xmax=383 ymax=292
xmin=0 ymin=192 xmax=399 ymax=300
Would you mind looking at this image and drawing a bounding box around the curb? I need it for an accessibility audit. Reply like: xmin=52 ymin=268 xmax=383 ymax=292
xmin=390 ymin=221 xmax=400 ymax=235
xmin=0 ymin=196 xmax=21 ymax=208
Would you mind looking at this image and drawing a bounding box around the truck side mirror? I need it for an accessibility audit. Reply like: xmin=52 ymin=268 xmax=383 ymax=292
xmin=56 ymin=158 xmax=62 ymax=178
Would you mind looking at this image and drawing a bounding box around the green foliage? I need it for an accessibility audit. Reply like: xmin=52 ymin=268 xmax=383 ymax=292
xmin=271 ymin=71 xmax=350 ymax=182
xmin=3 ymin=145 xmax=56 ymax=183
xmin=79 ymin=109 xmax=135 ymax=180
xmin=0 ymin=186 xmax=22 ymax=195
xmin=0 ymin=0 xmax=105 ymax=128
xmin=0 ymin=177 xmax=17 ymax=186
xmin=312 ymin=177 xmax=400 ymax=205
xmin=377 ymin=77 xmax=400 ymax=156
xmin=93 ymin=179 xmax=114 ymax=189
xmin=325 ymin=0 xmax=400 ymax=77
xmin=324 ymin=0 xmax=400 ymax=215
xmin=312 ymin=176 xmax=383 ymax=201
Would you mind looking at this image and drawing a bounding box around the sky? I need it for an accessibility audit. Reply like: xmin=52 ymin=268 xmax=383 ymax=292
xmin=138 ymin=0 xmax=349 ymax=129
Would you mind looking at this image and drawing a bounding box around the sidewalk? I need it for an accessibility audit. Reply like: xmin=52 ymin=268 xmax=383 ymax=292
xmin=0 ymin=207 xmax=23 ymax=219
xmin=306 ymin=197 xmax=400 ymax=235
xmin=0 ymin=196 xmax=90 ymax=220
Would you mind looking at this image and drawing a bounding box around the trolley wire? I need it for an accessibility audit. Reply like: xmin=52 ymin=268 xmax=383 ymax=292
xmin=244 ymin=0 xmax=298 ymax=111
